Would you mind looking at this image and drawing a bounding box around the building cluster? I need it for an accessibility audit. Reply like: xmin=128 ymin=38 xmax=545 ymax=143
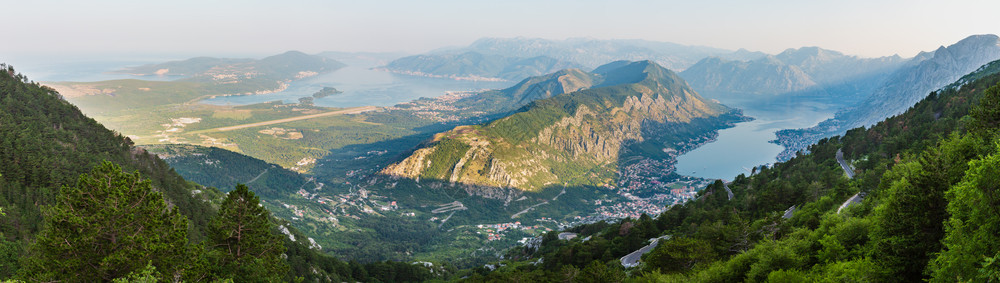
xmin=384 ymin=90 xmax=498 ymax=122
xmin=475 ymin=221 xmax=552 ymax=242
xmin=616 ymin=158 xmax=677 ymax=191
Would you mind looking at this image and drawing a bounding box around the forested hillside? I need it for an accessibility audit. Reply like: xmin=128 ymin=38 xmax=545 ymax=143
xmin=0 ymin=63 xmax=220 ymax=245
xmin=466 ymin=60 xmax=1000 ymax=282
xmin=0 ymin=64 xmax=435 ymax=282
xmin=143 ymin=144 xmax=311 ymax=199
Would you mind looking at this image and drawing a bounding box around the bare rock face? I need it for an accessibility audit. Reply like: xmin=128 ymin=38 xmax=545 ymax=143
xmin=380 ymin=147 xmax=436 ymax=179
xmin=536 ymin=105 xmax=632 ymax=161
xmin=381 ymin=60 xmax=731 ymax=193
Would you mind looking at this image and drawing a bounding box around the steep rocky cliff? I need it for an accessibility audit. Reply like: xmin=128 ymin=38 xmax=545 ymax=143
xmin=381 ymin=61 xmax=740 ymax=192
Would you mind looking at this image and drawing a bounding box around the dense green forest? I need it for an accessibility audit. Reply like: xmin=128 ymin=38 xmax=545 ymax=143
xmin=0 ymin=64 xmax=435 ymax=282
xmin=465 ymin=60 xmax=1000 ymax=282
xmin=143 ymin=144 xmax=311 ymax=198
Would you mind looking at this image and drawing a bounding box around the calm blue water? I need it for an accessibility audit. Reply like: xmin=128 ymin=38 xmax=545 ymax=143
xmin=674 ymin=96 xmax=836 ymax=180
xmin=201 ymin=61 xmax=512 ymax=108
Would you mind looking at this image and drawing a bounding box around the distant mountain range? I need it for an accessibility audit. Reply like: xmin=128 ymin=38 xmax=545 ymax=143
xmin=378 ymin=37 xmax=748 ymax=82
xmin=458 ymin=37 xmax=734 ymax=70
xmin=775 ymin=34 xmax=1000 ymax=159
xmin=116 ymin=51 xmax=345 ymax=81
xmin=379 ymin=36 xmax=912 ymax=101
xmin=381 ymin=60 xmax=743 ymax=192
xmin=679 ymin=47 xmax=907 ymax=99
xmin=377 ymin=51 xmax=583 ymax=81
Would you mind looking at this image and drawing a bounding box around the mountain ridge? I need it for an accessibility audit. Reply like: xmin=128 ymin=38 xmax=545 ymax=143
xmin=775 ymin=34 xmax=1000 ymax=160
xmin=679 ymin=46 xmax=908 ymax=98
xmin=381 ymin=60 xmax=740 ymax=192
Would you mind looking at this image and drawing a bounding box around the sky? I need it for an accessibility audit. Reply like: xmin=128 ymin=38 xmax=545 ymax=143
xmin=3 ymin=0 xmax=1000 ymax=61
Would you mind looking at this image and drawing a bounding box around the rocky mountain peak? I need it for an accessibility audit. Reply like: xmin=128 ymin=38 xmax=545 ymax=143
xmin=380 ymin=60 xmax=734 ymax=192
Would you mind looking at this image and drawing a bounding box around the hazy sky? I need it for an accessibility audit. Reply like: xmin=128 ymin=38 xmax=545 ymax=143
xmin=4 ymin=0 xmax=1000 ymax=60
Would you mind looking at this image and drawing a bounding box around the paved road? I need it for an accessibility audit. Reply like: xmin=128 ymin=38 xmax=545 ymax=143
xmin=837 ymin=193 xmax=864 ymax=214
xmin=432 ymin=201 xmax=467 ymax=214
xmin=191 ymin=106 xmax=378 ymax=133
xmin=782 ymin=205 xmax=796 ymax=219
xmin=835 ymin=148 xmax=865 ymax=213
xmin=511 ymin=201 xmax=548 ymax=219
xmin=836 ymin=148 xmax=855 ymax=179
xmin=620 ymin=235 xmax=671 ymax=267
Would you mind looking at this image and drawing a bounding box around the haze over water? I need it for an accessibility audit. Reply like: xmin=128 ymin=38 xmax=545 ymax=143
xmin=202 ymin=58 xmax=512 ymax=108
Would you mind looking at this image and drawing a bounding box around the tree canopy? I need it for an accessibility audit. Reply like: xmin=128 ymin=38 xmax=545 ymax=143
xmin=25 ymin=161 xmax=189 ymax=282
xmin=207 ymin=184 xmax=289 ymax=282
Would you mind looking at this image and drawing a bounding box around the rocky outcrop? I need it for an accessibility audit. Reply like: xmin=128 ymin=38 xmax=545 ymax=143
xmin=536 ymin=105 xmax=633 ymax=161
xmin=380 ymin=147 xmax=436 ymax=179
xmin=381 ymin=61 xmax=736 ymax=193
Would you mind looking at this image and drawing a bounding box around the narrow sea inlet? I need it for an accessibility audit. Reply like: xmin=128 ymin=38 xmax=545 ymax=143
xmin=675 ymin=96 xmax=836 ymax=180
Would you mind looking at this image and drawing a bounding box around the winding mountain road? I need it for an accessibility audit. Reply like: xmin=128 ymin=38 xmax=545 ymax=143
xmin=836 ymin=148 xmax=855 ymax=179
xmin=835 ymin=148 xmax=864 ymax=214
xmin=620 ymin=235 xmax=671 ymax=267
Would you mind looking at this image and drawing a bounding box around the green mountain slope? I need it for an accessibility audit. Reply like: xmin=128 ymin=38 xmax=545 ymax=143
xmin=469 ymin=59 xmax=1000 ymax=282
xmin=0 ymin=64 xmax=222 ymax=277
xmin=381 ymin=60 xmax=742 ymax=192
xmin=143 ymin=144 xmax=312 ymax=199
xmin=0 ymin=64 xmax=435 ymax=282
xmin=0 ymin=65 xmax=220 ymax=242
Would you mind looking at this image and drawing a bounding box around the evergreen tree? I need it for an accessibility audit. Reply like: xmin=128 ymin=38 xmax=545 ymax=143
xmin=208 ymin=184 xmax=288 ymax=282
xmin=930 ymin=146 xmax=1000 ymax=282
xmin=25 ymin=161 xmax=189 ymax=282
xmin=642 ymin=237 xmax=715 ymax=273
xmin=867 ymin=153 xmax=947 ymax=281
xmin=970 ymin=85 xmax=1000 ymax=135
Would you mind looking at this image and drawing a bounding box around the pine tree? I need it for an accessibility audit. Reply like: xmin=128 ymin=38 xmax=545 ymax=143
xmin=970 ymin=85 xmax=1000 ymax=135
xmin=930 ymin=145 xmax=1000 ymax=282
xmin=208 ymin=184 xmax=288 ymax=282
xmin=25 ymin=161 xmax=189 ymax=282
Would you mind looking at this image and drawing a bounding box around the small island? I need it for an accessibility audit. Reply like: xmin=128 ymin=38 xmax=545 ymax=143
xmin=312 ymin=87 xmax=343 ymax=98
